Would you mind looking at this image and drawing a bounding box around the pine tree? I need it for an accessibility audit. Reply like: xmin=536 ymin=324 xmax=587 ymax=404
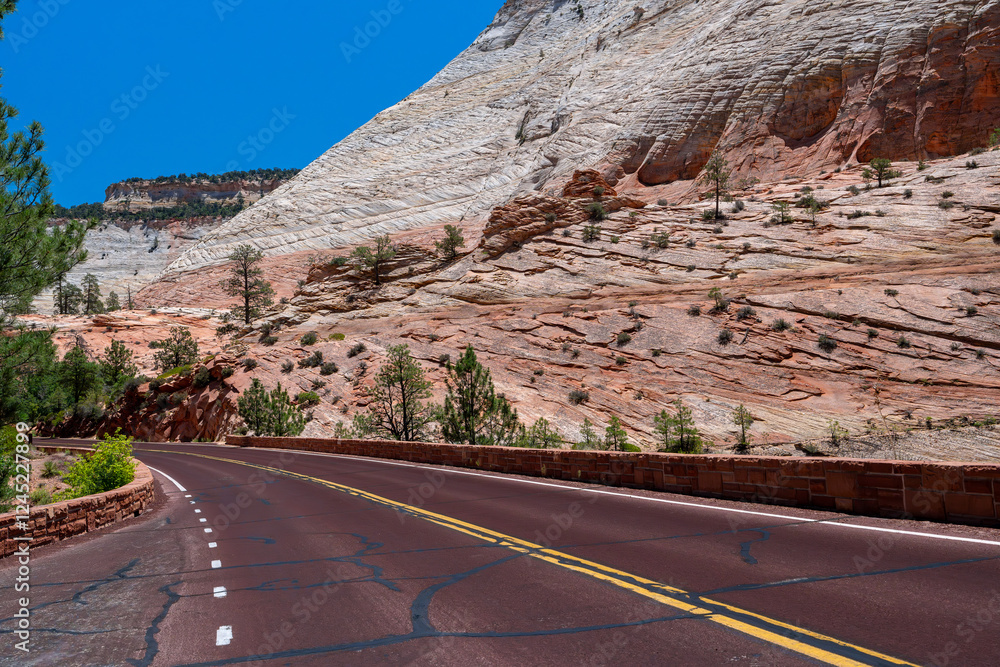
xmin=733 ymin=404 xmax=755 ymax=452
xmin=100 ymin=340 xmax=138 ymax=390
xmin=53 ymin=278 xmax=83 ymax=315
xmin=655 ymin=399 xmax=703 ymax=453
xmin=604 ymin=415 xmax=628 ymax=452
xmin=699 ymin=150 xmax=731 ymax=220
xmin=267 ymin=383 xmax=307 ymax=437
xmin=152 ymin=327 xmax=199 ymax=371
xmin=439 ymin=345 xmax=521 ymax=446
xmin=351 ymin=235 xmax=396 ymax=285
xmin=237 ymin=379 xmax=270 ymax=435
xmin=519 ymin=417 xmax=560 ymax=449
xmin=59 ymin=346 xmax=99 ymax=403
xmin=575 ymin=417 xmax=601 ymax=450
xmin=435 ymin=225 xmax=465 ymax=260
xmin=105 ymin=291 xmax=121 ymax=311
xmin=81 ymin=274 xmax=103 ymax=314
xmin=366 ymin=344 xmax=434 ymax=442
xmin=220 ymin=244 xmax=274 ymax=325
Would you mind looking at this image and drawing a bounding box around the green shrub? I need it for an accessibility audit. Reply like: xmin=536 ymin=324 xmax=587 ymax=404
xmin=29 ymin=488 xmax=53 ymax=506
xmin=903 ymin=189 xmax=913 ymax=199
xmin=220 ymin=367 xmax=234 ymax=379
xmin=867 ymin=329 xmax=879 ymax=340
xmin=262 ymin=335 xmax=278 ymax=346
xmin=884 ymin=288 xmax=899 ymax=298
xmin=320 ymin=361 xmax=339 ymax=376
xmin=718 ymin=329 xmax=733 ymax=345
xmin=582 ymin=223 xmax=601 ymax=242
xmin=966 ymin=161 xmax=979 ymax=169
xmin=300 ymin=332 xmax=318 ymax=346
xmin=736 ymin=306 xmax=756 ymax=321
xmin=62 ymin=431 xmax=136 ymax=497
xmin=992 ymin=230 xmax=1000 ymax=245
xmin=281 ymin=360 xmax=294 ymax=373
xmin=818 ymin=335 xmax=838 ymax=352
xmin=242 ymin=358 xmax=259 ymax=371
xmin=942 ymin=191 xmax=955 ymax=199
xmin=42 ymin=460 xmax=60 ymax=478
xmin=193 ymin=366 xmax=212 ymax=389
xmin=616 ymin=332 xmax=632 ymax=347
xmin=687 ymin=305 xmax=702 ymax=317
xmin=615 ymin=356 xmax=627 ymax=366
xmin=897 ymin=335 xmax=912 ymax=349
xmin=772 ymin=318 xmax=791 ymax=332
xmin=297 ymin=391 xmax=321 ymax=406
xmin=568 ymin=389 xmax=589 ymax=405
xmin=299 ymin=351 xmax=324 ymax=369
xmin=348 ymin=342 xmax=367 ymax=358
xmin=330 ymin=333 xmax=346 ymax=341
xmin=586 ymin=202 xmax=608 ymax=221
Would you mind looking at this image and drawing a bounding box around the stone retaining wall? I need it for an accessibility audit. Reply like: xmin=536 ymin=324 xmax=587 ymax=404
xmin=228 ymin=436 xmax=1000 ymax=527
xmin=0 ymin=446 xmax=155 ymax=558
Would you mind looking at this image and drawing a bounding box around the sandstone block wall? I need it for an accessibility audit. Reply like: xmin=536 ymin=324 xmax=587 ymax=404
xmin=0 ymin=447 xmax=155 ymax=558
xmin=228 ymin=437 xmax=1000 ymax=528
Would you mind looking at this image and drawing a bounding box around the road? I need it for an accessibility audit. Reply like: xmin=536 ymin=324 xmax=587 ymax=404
xmin=2 ymin=441 xmax=1000 ymax=666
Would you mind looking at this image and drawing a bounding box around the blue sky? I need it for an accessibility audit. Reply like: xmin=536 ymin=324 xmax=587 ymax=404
xmin=1 ymin=0 xmax=502 ymax=205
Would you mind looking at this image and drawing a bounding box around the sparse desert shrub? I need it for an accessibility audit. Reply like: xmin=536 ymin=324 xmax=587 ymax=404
xmin=296 ymin=391 xmax=321 ymax=406
xmin=686 ymin=264 xmax=696 ymax=272
xmin=281 ymin=360 xmax=294 ymax=373
xmin=818 ymin=335 xmax=838 ymax=352
xmin=822 ymin=311 xmax=841 ymax=321
xmin=976 ymin=349 xmax=986 ymax=360
xmin=897 ymin=335 xmax=912 ymax=349
xmin=193 ymin=366 xmax=212 ymax=389
xmin=736 ymin=306 xmax=757 ymax=321
xmin=731 ymin=200 xmax=746 ymax=213
xmin=650 ymin=230 xmax=671 ymax=248
xmin=772 ymin=318 xmax=791 ymax=332
xmin=847 ymin=185 xmax=860 ymax=196
xmin=216 ymin=323 xmax=238 ymax=337
xmin=685 ymin=238 xmax=696 ymax=248
xmin=300 ymin=332 xmax=318 ymax=346
xmin=582 ymin=223 xmax=601 ymax=242
xmin=867 ymin=329 xmax=879 ymax=340
xmin=348 ymin=342 xmax=367 ymax=358
xmin=262 ymin=335 xmax=278 ymax=346
xmin=299 ymin=351 xmax=323 ymax=369
xmin=242 ymin=358 xmax=259 ymax=371
xmin=688 ymin=305 xmax=702 ymax=317
xmin=903 ymin=189 xmax=913 ymax=199
xmin=586 ymin=202 xmax=608 ymax=221
xmin=701 ymin=209 xmax=717 ymax=221
xmin=658 ymin=199 xmax=670 ymax=206
xmin=615 ymin=356 xmax=627 ymax=366
xmin=569 ymin=389 xmax=589 ymax=405
xmin=610 ymin=235 xmax=620 ymax=244
xmin=942 ymin=191 xmax=955 ymax=199
xmin=562 ymin=229 xmax=572 ymax=237
xmin=847 ymin=210 xmax=871 ymax=220
xmin=717 ymin=329 xmax=733 ymax=345
xmin=320 ymin=361 xmax=338 ymax=376
xmin=42 ymin=460 xmax=60 ymax=478
xmin=593 ymin=186 xmax=605 ymax=198
xmin=884 ymin=289 xmax=899 ymax=298
xmin=616 ymin=332 xmax=632 ymax=347
xmin=939 ymin=200 xmax=956 ymax=210
xmin=651 ymin=349 xmax=662 ymax=357
xmin=437 ymin=354 xmax=450 ymax=365
xmin=329 ymin=256 xmax=348 ymax=267
xmin=966 ymin=306 xmax=979 ymax=316
xmin=967 ymin=161 xmax=980 ymax=169
xmin=992 ymin=230 xmax=1000 ymax=245
xmin=917 ymin=160 xmax=927 ymax=171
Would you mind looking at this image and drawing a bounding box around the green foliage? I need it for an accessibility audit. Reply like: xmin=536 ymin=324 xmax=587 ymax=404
xmin=439 ymin=345 xmax=522 ymax=447
xmin=435 ymin=225 xmax=466 ymax=260
xmin=770 ymin=201 xmax=793 ymax=225
xmin=100 ymin=340 xmax=138 ymax=391
xmin=60 ymin=346 xmax=100 ymax=403
xmin=300 ymin=332 xmax=318 ymax=346
xmin=733 ymin=404 xmax=755 ymax=452
xmin=105 ymin=291 xmax=121 ymax=312
xmin=320 ymin=361 xmax=338 ymax=376
xmin=63 ymin=430 xmax=136 ymax=497
xmin=863 ymin=158 xmax=902 ymax=188
xmin=81 ymin=274 xmax=104 ymax=315
xmin=603 ymin=415 xmax=629 ymax=452
xmin=582 ymin=223 xmax=602 ymax=241
xmin=220 ymin=244 xmax=274 ymax=325
xmin=616 ymin=332 xmax=632 ymax=347
xmin=568 ymin=389 xmax=589 ymax=405
xmin=708 ymin=287 xmax=729 ymax=313
xmin=717 ymin=329 xmax=733 ymax=345
xmin=574 ymin=418 xmax=602 ymax=450
xmin=329 ymin=333 xmax=346 ymax=341
xmin=351 ymin=235 xmax=397 ymax=285
xmin=363 ymin=344 xmax=434 ymax=442
xmin=818 ymin=335 xmax=838 ymax=352
xmin=992 ymin=229 xmax=1000 ymax=245
xmin=53 ymin=278 xmax=83 ymax=315
xmin=518 ymin=417 xmax=561 ymax=449
xmin=237 ymin=379 xmax=307 ymax=437
xmin=654 ymin=400 xmax=703 ymax=454
xmin=193 ymin=366 xmax=212 ymax=389
xmin=586 ymin=203 xmax=608 ymax=221
xmin=296 ymin=391 xmax=321 ymax=406
xmin=299 ymin=351 xmax=323 ymax=368
xmin=700 ymin=150 xmax=731 ymax=219
xmin=827 ymin=420 xmax=849 ymax=448
xmin=152 ymin=327 xmax=199 ymax=371
xmin=348 ymin=342 xmax=367 ymax=358
xmin=262 ymin=335 xmax=278 ymax=346
xmin=772 ymin=318 xmax=792 ymax=332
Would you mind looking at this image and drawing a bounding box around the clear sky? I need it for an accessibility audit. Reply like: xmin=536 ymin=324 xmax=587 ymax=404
xmin=1 ymin=0 xmax=503 ymax=205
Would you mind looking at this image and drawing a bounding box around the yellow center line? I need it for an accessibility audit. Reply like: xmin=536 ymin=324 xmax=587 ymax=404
xmin=147 ymin=449 xmax=919 ymax=667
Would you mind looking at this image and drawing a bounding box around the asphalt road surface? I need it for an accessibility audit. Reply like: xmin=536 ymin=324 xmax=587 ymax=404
xmin=2 ymin=441 xmax=1000 ymax=666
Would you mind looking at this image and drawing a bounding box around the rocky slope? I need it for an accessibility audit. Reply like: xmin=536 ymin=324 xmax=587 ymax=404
xmin=156 ymin=0 xmax=1000 ymax=280
xmin=103 ymin=174 xmax=289 ymax=212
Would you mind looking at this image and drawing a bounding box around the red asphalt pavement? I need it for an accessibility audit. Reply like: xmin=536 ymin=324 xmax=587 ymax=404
xmin=2 ymin=441 xmax=999 ymax=666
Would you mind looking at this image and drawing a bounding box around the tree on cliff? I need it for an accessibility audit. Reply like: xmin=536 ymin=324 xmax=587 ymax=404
xmin=365 ymin=344 xmax=434 ymax=442
xmin=152 ymin=327 xmax=199 ymax=371
xmin=732 ymin=404 xmax=755 ymax=453
xmin=863 ymin=158 xmax=902 ymax=188
xmin=351 ymin=235 xmax=396 ymax=285
xmin=0 ymin=1 xmax=91 ymax=424
xmin=604 ymin=415 xmax=628 ymax=452
xmin=81 ymin=274 xmax=104 ymax=315
xmin=435 ymin=225 xmax=465 ymax=261
xmin=221 ymin=244 xmax=274 ymax=325
xmin=438 ymin=345 xmax=522 ymax=447
xmin=700 ymin=150 xmax=731 ymax=220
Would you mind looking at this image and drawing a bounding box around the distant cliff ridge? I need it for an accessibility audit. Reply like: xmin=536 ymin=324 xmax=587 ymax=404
xmin=103 ymin=168 xmax=300 ymax=213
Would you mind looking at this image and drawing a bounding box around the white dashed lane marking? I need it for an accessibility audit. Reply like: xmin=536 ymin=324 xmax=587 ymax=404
xmin=208 ymin=542 xmax=217 ymax=548
xmin=214 ymin=586 xmax=227 ymax=598
xmin=216 ymin=626 xmax=233 ymax=646
xmin=204 ymin=528 xmax=213 ymax=533
xmin=211 ymin=560 xmax=222 ymax=569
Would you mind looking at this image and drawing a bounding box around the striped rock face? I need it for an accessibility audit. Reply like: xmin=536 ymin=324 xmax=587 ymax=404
xmin=161 ymin=0 xmax=1000 ymax=276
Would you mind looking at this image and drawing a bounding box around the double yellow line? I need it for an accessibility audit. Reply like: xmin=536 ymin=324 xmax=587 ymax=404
xmin=153 ymin=450 xmax=919 ymax=667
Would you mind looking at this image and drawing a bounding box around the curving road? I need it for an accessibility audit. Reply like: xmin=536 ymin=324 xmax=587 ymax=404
xmin=2 ymin=441 xmax=1000 ymax=666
